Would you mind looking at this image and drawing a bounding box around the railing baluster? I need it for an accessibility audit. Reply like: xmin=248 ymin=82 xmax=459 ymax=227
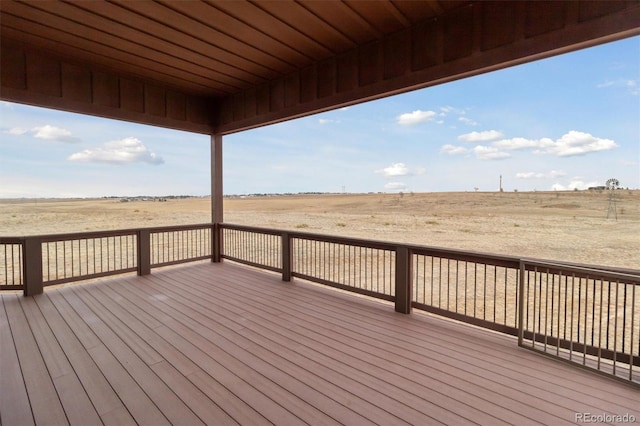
xmin=583 ymin=275 xmax=589 ymax=364
xmin=629 ymin=283 xmax=636 ymax=381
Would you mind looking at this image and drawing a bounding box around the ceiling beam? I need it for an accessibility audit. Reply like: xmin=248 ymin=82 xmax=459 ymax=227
xmin=1 ymin=40 xmax=215 ymax=134
xmin=215 ymin=1 xmax=640 ymax=135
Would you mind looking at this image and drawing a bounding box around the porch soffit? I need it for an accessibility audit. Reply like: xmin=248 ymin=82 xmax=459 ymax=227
xmin=1 ymin=1 xmax=639 ymax=134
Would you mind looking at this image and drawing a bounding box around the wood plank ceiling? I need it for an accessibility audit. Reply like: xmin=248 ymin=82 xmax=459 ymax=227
xmin=1 ymin=1 xmax=639 ymax=134
xmin=1 ymin=1 xmax=453 ymax=96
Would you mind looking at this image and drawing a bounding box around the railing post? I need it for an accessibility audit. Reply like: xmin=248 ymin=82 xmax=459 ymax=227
xmin=395 ymin=246 xmax=412 ymax=314
xmin=282 ymin=232 xmax=292 ymax=281
xmin=212 ymin=223 xmax=222 ymax=263
xmin=137 ymin=229 xmax=151 ymax=276
xmin=23 ymin=237 xmax=43 ymax=296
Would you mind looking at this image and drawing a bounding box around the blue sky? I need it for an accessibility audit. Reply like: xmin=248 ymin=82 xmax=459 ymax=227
xmin=1 ymin=36 xmax=638 ymax=198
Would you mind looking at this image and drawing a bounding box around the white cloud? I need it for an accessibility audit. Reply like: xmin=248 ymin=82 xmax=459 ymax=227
xmin=5 ymin=127 xmax=29 ymax=135
xmin=376 ymin=162 xmax=426 ymax=178
xmin=597 ymin=78 xmax=638 ymax=95
xmin=473 ymin=145 xmax=511 ymax=160
xmin=439 ymin=106 xmax=466 ymax=115
xmin=68 ymin=137 xmax=164 ymax=165
xmin=384 ymin=182 xmax=406 ymax=190
xmin=397 ymin=110 xmax=437 ymax=125
xmin=516 ymin=172 xmax=542 ymax=179
xmin=458 ymin=130 xmax=503 ymax=143
xmin=488 ymin=131 xmax=616 ymax=157
xmin=32 ymin=125 xmax=81 ymax=143
xmin=546 ymin=170 xmax=566 ymax=178
xmin=378 ymin=162 xmax=409 ymax=177
xmin=440 ymin=144 xmax=469 ymax=155
xmin=318 ymin=118 xmax=338 ymax=125
xmin=445 ymin=130 xmax=616 ymax=162
xmin=597 ymin=81 xmax=614 ymax=89
xmin=516 ymin=170 xmax=566 ymax=179
xmin=552 ymin=180 xmax=600 ymax=191
xmin=536 ymin=131 xmax=617 ymax=157
xmin=493 ymin=137 xmax=554 ymax=150
xmin=458 ymin=117 xmax=478 ymax=126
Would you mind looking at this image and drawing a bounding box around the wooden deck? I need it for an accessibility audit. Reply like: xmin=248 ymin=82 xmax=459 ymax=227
xmin=1 ymin=262 xmax=638 ymax=426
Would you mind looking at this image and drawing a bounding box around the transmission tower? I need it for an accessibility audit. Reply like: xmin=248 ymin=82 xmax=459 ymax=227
xmin=606 ymin=178 xmax=619 ymax=220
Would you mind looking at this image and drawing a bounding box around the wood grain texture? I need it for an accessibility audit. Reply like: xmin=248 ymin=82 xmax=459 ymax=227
xmin=1 ymin=261 xmax=639 ymax=425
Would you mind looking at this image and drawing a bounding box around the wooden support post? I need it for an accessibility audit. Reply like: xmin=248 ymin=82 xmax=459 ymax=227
xmin=395 ymin=246 xmax=412 ymax=314
xmin=23 ymin=237 xmax=43 ymax=296
xmin=137 ymin=229 xmax=151 ymax=276
xmin=212 ymin=134 xmax=223 ymax=262
xmin=212 ymin=223 xmax=222 ymax=263
xmin=282 ymin=232 xmax=292 ymax=281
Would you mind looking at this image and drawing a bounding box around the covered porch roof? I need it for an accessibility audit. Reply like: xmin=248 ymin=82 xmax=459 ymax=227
xmin=2 ymin=1 xmax=639 ymax=135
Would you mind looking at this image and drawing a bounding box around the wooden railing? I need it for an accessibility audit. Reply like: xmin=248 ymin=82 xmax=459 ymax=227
xmin=519 ymin=260 xmax=640 ymax=383
xmin=2 ymin=222 xmax=639 ymax=384
xmin=291 ymin=232 xmax=397 ymax=302
xmin=0 ymin=224 xmax=214 ymax=294
xmin=411 ymin=247 xmax=521 ymax=335
xmin=41 ymin=230 xmax=138 ymax=286
xmin=220 ymin=224 xmax=402 ymax=308
xmin=0 ymin=237 xmax=23 ymax=291
xmin=221 ymin=224 xmax=281 ymax=272
xmin=149 ymin=224 xmax=212 ymax=268
xmin=219 ymin=224 xmax=529 ymax=317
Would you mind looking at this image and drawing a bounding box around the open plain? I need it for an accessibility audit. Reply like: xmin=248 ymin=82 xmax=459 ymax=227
xmin=1 ymin=190 xmax=638 ymax=270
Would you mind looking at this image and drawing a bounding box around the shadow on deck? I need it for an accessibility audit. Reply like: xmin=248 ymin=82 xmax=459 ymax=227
xmin=1 ymin=261 xmax=638 ymax=425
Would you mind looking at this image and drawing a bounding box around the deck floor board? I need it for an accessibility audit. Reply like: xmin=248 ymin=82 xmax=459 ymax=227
xmin=4 ymin=294 xmax=69 ymax=425
xmin=0 ymin=295 xmax=35 ymax=426
xmin=1 ymin=261 xmax=639 ymax=425
xmin=31 ymin=291 xmax=130 ymax=419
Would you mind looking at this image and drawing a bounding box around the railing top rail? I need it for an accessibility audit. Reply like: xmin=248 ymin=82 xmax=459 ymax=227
xmin=407 ymin=243 xmax=521 ymax=268
xmin=1 ymin=223 xmax=214 ymax=242
xmin=39 ymin=229 xmax=139 ymax=242
xmin=221 ymin=223 xmax=398 ymax=250
xmin=0 ymin=237 xmax=23 ymax=244
xmin=146 ymin=223 xmax=214 ymax=233
xmin=289 ymin=230 xmax=398 ymax=251
xmin=219 ymin=223 xmax=285 ymax=236
xmin=521 ymin=258 xmax=640 ymax=284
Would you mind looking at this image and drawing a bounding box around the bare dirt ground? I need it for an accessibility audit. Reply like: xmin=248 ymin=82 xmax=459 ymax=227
xmin=1 ymin=190 xmax=638 ymax=269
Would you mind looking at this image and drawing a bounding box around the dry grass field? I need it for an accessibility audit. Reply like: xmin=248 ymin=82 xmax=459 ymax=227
xmin=1 ymin=190 xmax=639 ymax=269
